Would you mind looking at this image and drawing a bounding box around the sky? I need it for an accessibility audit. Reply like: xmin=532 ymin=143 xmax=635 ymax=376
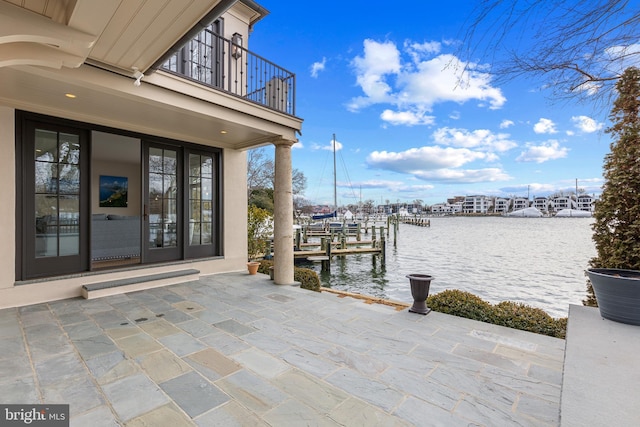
xmin=248 ymin=0 xmax=617 ymax=207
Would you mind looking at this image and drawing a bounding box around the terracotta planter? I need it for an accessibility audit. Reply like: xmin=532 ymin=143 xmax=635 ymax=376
xmin=247 ymin=261 xmax=260 ymax=275
xmin=587 ymin=268 xmax=640 ymax=326
xmin=406 ymin=274 xmax=433 ymax=315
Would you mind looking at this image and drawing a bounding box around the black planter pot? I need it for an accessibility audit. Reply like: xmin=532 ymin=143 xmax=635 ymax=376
xmin=586 ymin=268 xmax=640 ymax=326
xmin=406 ymin=274 xmax=433 ymax=315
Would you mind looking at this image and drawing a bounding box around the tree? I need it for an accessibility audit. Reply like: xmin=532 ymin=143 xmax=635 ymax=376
xmin=586 ymin=67 xmax=640 ymax=305
xmin=247 ymin=148 xmax=273 ymax=194
xmin=247 ymin=147 xmax=307 ymax=211
xmin=462 ymin=1 xmax=640 ymax=108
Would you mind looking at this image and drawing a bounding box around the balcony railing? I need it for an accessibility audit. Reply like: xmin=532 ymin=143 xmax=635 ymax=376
xmin=161 ymin=29 xmax=296 ymax=116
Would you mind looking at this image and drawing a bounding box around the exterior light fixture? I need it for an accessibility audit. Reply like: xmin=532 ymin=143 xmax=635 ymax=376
xmin=231 ymin=33 xmax=243 ymax=59
xmin=65 ymin=93 xmax=76 ymax=99
xmin=132 ymin=67 xmax=144 ymax=87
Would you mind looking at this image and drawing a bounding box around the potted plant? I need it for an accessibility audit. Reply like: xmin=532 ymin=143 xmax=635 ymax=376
xmin=586 ymin=66 xmax=640 ymax=325
xmin=247 ymin=205 xmax=273 ymax=274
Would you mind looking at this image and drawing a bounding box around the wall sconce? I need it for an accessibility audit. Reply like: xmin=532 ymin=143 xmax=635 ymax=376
xmin=231 ymin=33 xmax=243 ymax=59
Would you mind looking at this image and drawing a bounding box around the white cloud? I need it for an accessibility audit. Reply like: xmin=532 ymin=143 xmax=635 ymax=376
xmin=571 ymin=115 xmax=603 ymax=133
xmin=348 ymin=39 xmax=506 ymax=120
xmin=405 ymin=40 xmax=441 ymax=63
xmin=380 ymin=109 xmax=435 ymax=126
xmin=398 ymin=54 xmax=506 ymax=110
xmin=292 ymin=141 xmax=304 ymax=149
xmin=449 ymin=110 xmax=461 ymax=120
xmin=533 ymin=118 xmax=557 ymax=134
xmin=413 ymin=168 xmax=511 ymax=183
xmin=312 ymin=138 xmax=343 ymax=152
xmin=310 ymin=57 xmax=326 ymax=78
xmin=343 ymin=179 xmax=434 ymax=192
xmin=499 ymin=119 xmax=514 ymax=129
xmin=365 ymin=145 xmax=512 ymax=183
xmin=367 ymin=146 xmax=489 ymax=171
xmin=432 ymin=127 xmax=517 ymax=152
xmin=348 ymin=40 xmax=401 ymax=110
xmin=603 ymin=43 xmax=640 ymax=74
xmin=516 ymin=140 xmax=568 ymax=163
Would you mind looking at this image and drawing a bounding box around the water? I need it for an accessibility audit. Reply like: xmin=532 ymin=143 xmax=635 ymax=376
xmin=308 ymin=216 xmax=596 ymax=318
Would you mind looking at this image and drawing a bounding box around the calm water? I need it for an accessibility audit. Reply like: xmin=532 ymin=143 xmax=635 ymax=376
xmin=308 ymin=216 xmax=596 ymax=318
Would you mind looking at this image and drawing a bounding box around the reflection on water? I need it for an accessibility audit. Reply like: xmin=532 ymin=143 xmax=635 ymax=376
xmin=305 ymin=216 xmax=596 ymax=318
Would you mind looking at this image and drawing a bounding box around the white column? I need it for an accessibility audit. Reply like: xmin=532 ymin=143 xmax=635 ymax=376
xmin=273 ymin=138 xmax=296 ymax=285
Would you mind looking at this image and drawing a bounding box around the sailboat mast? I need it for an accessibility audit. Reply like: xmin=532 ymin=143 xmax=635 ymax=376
xmin=333 ymin=133 xmax=337 ymax=211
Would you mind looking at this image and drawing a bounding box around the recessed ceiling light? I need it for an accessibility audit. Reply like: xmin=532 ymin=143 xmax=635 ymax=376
xmin=220 ymin=130 xmax=227 ymax=134
xmin=65 ymin=93 xmax=76 ymax=99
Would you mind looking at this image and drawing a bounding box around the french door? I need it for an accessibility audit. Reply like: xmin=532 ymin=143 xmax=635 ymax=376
xmin=142 ymin=142 xmax=219 ymax=263
xmin=17 ymin=112 xmax=221 ymax=279
xmin=143 ymin=142 xmax=182 ymax=263
xmin=21 ymin=120 xmax=89 ymax=278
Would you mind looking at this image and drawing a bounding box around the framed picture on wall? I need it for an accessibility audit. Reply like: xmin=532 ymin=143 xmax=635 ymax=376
xmin=99 ymin=175 xmax=128 ymax=207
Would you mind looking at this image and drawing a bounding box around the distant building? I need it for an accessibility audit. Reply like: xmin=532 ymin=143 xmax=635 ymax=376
xmin=550 ymin=196 xmax=576 ymax=212
xmin=533 ymin=197 xmax=549 ymax=213
xmin=463 ymin=195 xmax=491 ymax=214
xmin=577 ymin=194 xmax=595 ymax=212
xmin=511 ymin=198 xmax=530 ymax=211
xmin=494 ymin=198 xmax=510 ymax=214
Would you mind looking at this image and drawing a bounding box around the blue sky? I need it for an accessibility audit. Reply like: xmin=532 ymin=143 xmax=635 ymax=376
xmin=249 ymin=0 xmax=613 ymax=206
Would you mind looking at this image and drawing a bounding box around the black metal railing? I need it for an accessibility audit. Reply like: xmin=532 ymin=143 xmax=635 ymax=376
xmin=161 ymin=29 xmax=296 ymax=116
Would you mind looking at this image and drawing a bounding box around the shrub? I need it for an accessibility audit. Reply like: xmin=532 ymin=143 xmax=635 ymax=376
xmin=247 ymin=205 xmax=272 ymax=261
xmin=258 ymin=260 xmax=273 ymax=274
xmin=294 ymin=267 xmax=321 ymax=292
xmin=492 ymin=301 xmax=566 ymax=339
xmin=587 ymin=67 xmax=640 ymax=306
xmin=427 ymin=290 xmax=567 ymax=339
xmin=257 ymin=260 xmax=321 ymax=292
xmin=427 ymin=290 xmax=494 ymax=323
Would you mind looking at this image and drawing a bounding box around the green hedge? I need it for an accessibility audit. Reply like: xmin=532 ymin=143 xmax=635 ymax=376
xmin=258 ymin=260 xmax=321 ymax=292
xmin=427 ymin=290 xmax=567 ymax=339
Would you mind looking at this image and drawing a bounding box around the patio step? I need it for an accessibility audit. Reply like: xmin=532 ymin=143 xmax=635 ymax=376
xmin=81 ymin=269 xmax=200 ymax=299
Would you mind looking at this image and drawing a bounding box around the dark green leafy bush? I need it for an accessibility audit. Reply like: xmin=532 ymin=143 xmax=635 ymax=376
xmin=294 ymin=267 xmax=321 ymax=292
xmin=257 ymin=260 xmax=273 ymax=274
xmin=257 ymin=260 xmax=321 ymax=292
xmin=427 ymin=290 xmax=567 ymax=339
xmin=427 ymin=290 xmax=494 ymax=322
xmin=492 ymin=301 xmax=566 ymax=339
xmin=586 ymin=67 xmax=640 ymax=307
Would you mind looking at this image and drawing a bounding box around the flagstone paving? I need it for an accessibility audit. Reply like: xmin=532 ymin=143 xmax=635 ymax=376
xmin=1 ymin=272 xmax=566 ymax=426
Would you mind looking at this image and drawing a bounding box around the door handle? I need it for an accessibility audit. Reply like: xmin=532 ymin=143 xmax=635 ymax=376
xmin=143 ymin=204 xmax=148 ymax=221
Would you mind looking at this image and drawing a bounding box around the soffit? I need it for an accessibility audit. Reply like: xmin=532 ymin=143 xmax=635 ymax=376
xmin=0 ymin=64 xmax=298 ymax=150
xmin=1 ymin=0 xmax=227 ymax=73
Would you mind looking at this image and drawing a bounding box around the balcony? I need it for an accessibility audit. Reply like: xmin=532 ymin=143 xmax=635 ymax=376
xmin=161 ymin=29 xmax=296 ymax=116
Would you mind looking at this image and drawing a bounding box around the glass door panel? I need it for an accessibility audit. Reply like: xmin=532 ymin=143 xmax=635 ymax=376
xmin=185 ymin=152 xmax=217 ymax=258
xmin=23 ymin=121 xmax=88 ymax=279
xmin=144 ymin=144 xmax=181 ymax=262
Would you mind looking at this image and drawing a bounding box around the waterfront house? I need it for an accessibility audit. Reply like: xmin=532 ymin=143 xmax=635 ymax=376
xmin=533 ymin=196 xmax=549 ymax=214
xmin=493 ymin=197 xmax=510 ymax=214
xmin=0 ymin=0 xmax=302 ymax=308
xmin=577 ymin=194 xmax=595 ymax=212
xmin=511 ymin=197 xmax=530 ymax=211
xmin=550 ymin=196 xmax=576 ymax=212
xmin=462 ymin=195 xmax=490 ymax=214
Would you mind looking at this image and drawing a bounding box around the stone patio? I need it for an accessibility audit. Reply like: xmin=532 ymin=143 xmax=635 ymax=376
xmin=0 ymin=272 xmax=567 ymax=426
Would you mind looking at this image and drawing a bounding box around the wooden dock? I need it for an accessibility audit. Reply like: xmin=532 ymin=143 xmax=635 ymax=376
xmin=294 ymin=247 xmax=383 ymax=258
